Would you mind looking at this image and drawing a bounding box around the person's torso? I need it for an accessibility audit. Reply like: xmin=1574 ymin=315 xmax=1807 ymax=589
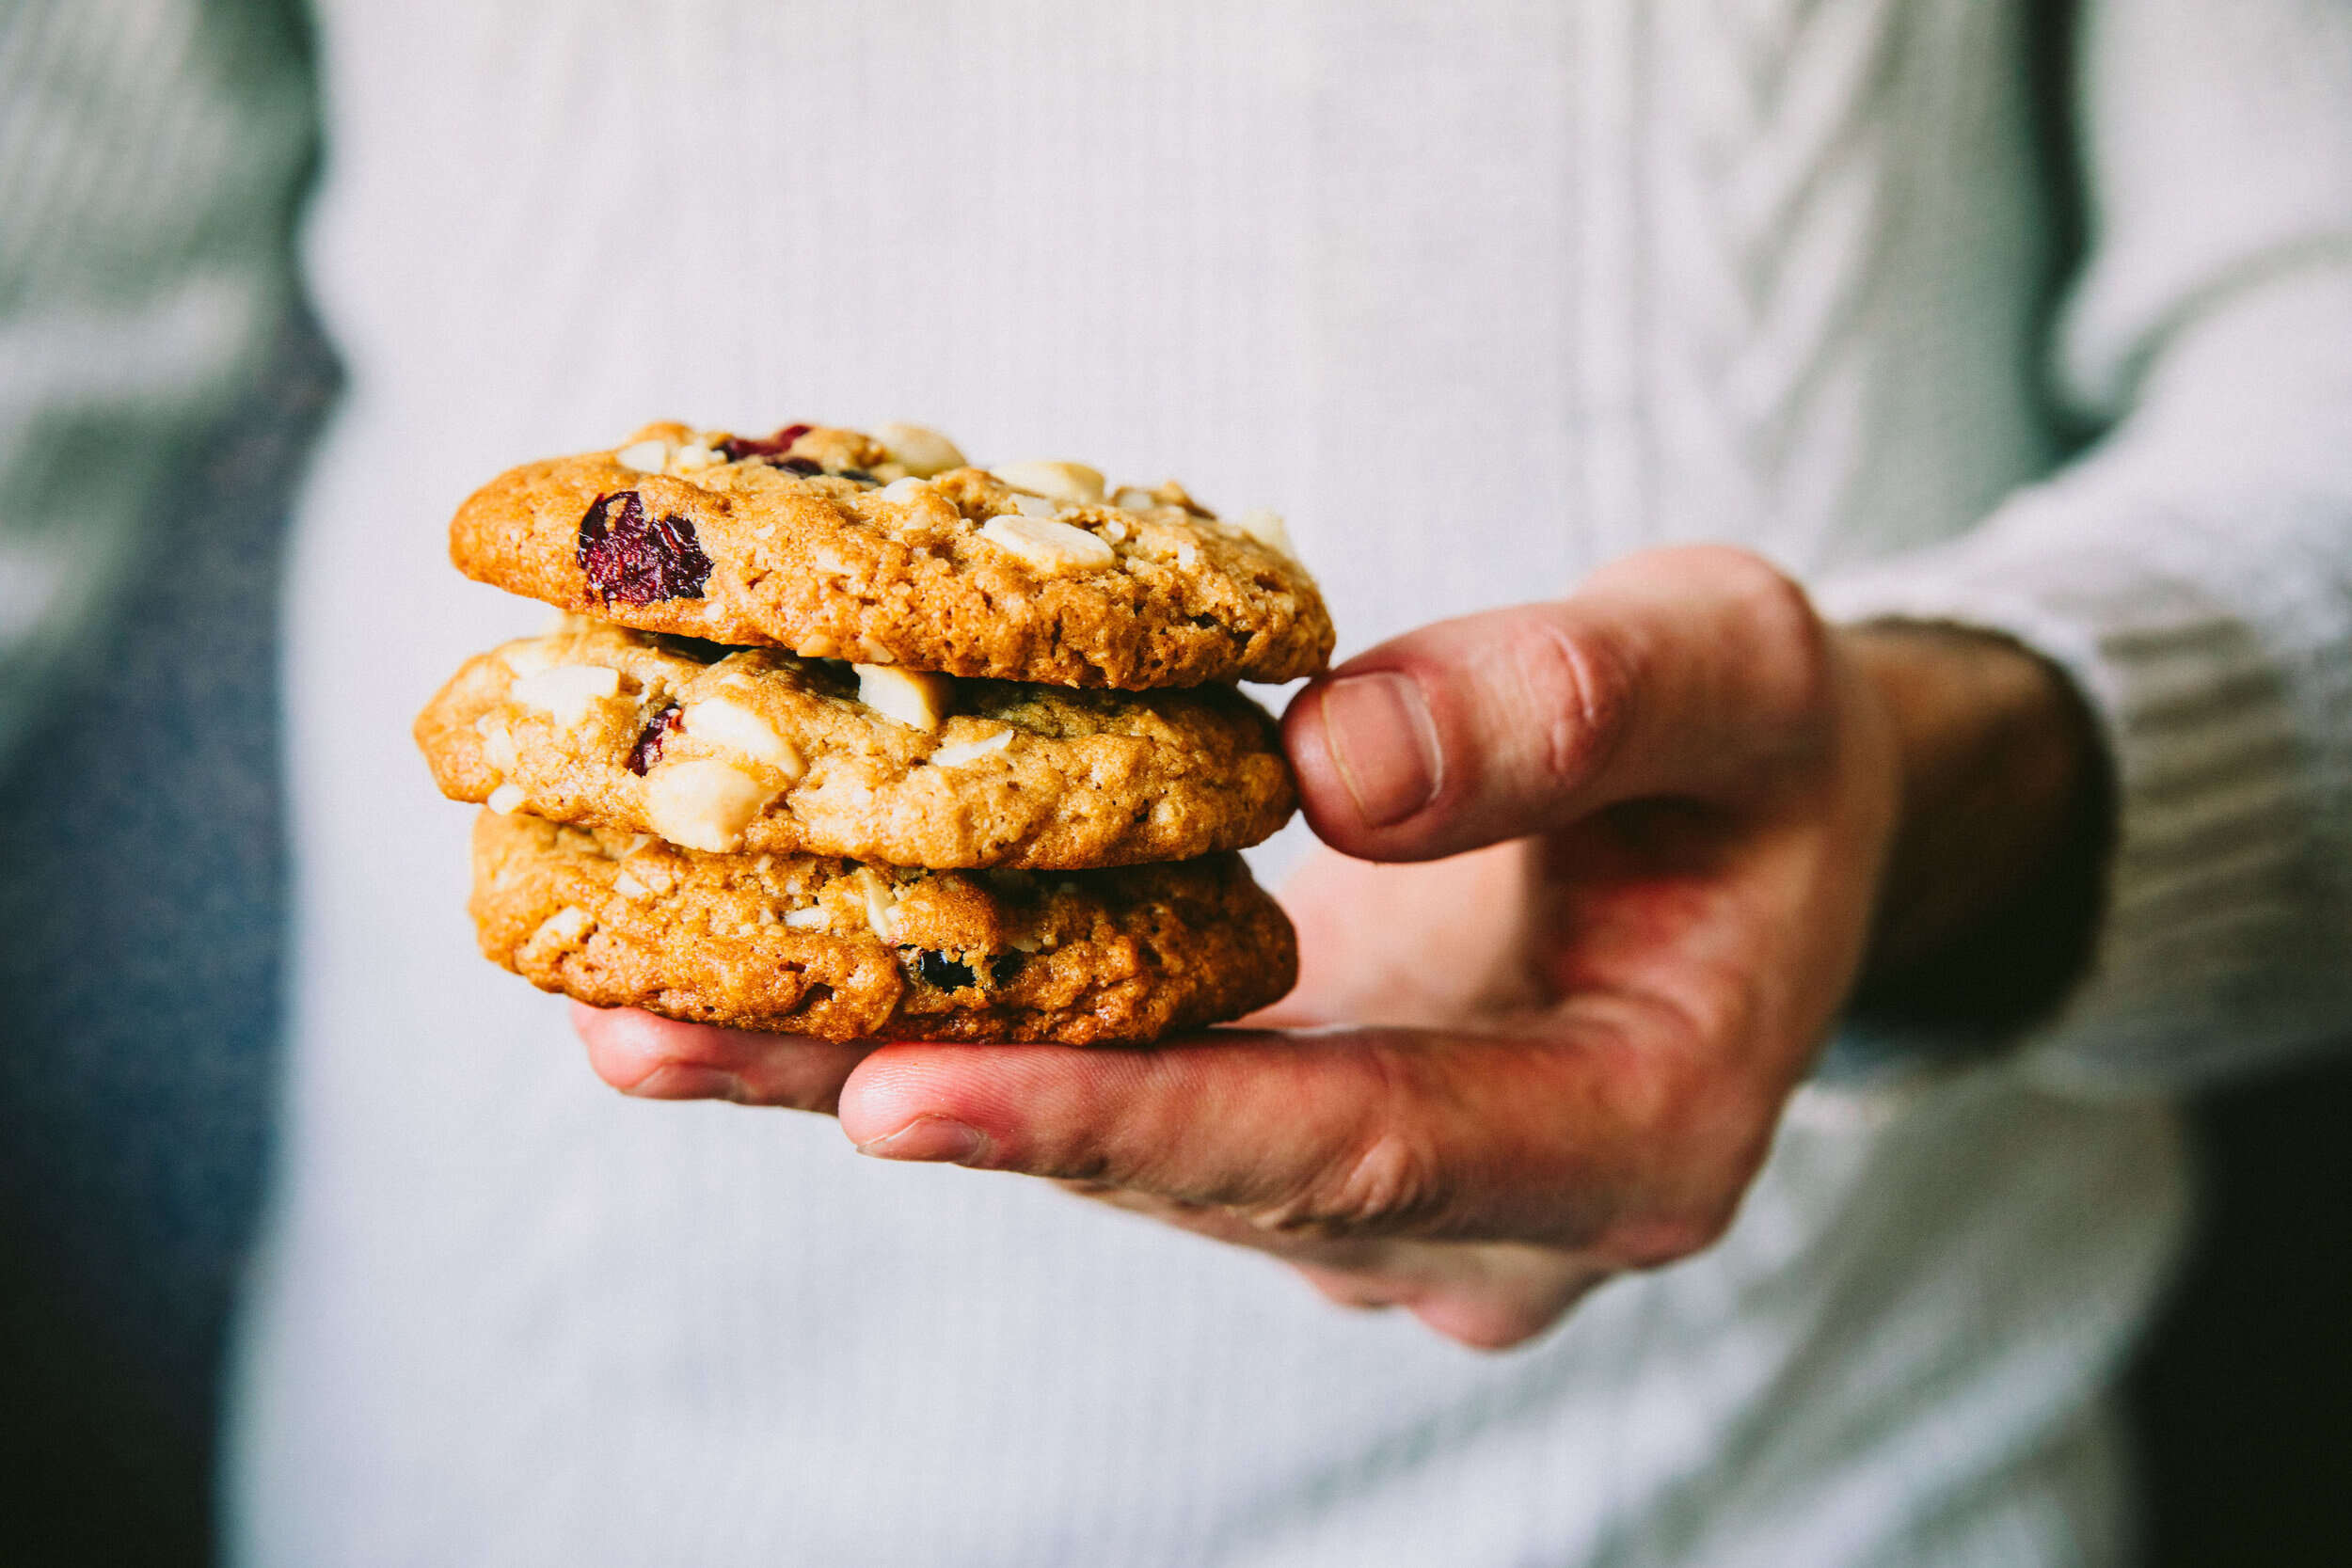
xmin=231 ymin=5 xmax=2178 ymax=1563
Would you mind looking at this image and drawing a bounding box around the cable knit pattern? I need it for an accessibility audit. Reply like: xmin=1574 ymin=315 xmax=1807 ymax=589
xmin=1650 ymin=0 xmax=1902 ymax=562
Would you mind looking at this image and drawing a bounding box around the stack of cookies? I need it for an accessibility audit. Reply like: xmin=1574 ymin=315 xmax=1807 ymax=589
xmin=415 ymin=420 xmax=1335 ymax=1044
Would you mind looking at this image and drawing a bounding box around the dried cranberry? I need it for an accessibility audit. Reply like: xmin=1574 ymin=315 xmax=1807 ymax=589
xmin=717 ymin=423 xmax=813 ymax=463
xmin=577 ymin=490 xmax=713 ymax=605
xmin=838 ymin=467 xmax=878 ymax=484
xmin=989 ymin=951 xmax=1025 ymax=985
xmin=775 ymin=457 xmax=823 ymax=477
xmin=627 ymin=703 xmax=683 ymax=775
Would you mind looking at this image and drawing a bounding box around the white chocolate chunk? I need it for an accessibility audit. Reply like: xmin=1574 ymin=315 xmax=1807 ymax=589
xmin=929 ymin=728 xmax=1014 ymax=768
xmin=853 ymin=866 xmax=900 ymax=939
xmin=614 ymin=439 xmax=669 ymax=474
xmin=993 ymin=459 xmax=1105 ymax=506
xmin=1232 ymin=507 xmax=1295 ymax=558
xmin=871 ymin=421 xmax=967 ymax=478
xmin=1111 ymin=485 xmax=1161 ymax=512
xmin=680 ymin=695 xmax=806 ymax=778
xmin=612 ymin=870 xmax=649 ymax=899
xmin=978 ymin=515 xmax=1118 ymax=574
xmin=1009 ymin=493 xmax=1060 ymax=519
xmin=854 ymin=664 xmax=954 ymax=731
xmin=486 ymin=783 xmax=527 ymax=815
xmin=671 ymin=441 xmax=722 ymax=472
xmin=782 ymin=904 xmax=832 ymax=930
xmin=533 ymin=905 xmax=595 ymax=945
xmin=878 ymin=476 xmax=930 ymax=503
xmin=473 ymin=714 xmax=520 ymax=774
xmin=642 ymin=759 xmax=774 ymax=852
xmin=509 ymin=662 xmax=622 ymax=726
xmin=501 ymin=639 xmax=562 ymax=678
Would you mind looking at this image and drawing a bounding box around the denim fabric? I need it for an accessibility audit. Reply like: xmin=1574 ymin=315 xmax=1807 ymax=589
xmin=0 ymin=321 xmax=332 ymax=1564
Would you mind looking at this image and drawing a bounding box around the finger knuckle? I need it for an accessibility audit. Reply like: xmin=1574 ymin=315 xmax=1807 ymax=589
xmin=1716 ymin=552 xmax=1833 ymax=724
xmin=1531 ymin=616 xmax=1638 ymax=793
xmin=1250 ymin=1130 xmax=1450 ymax=1237
xmin=1252 ymin=1054 xmax=1453 ymax=1237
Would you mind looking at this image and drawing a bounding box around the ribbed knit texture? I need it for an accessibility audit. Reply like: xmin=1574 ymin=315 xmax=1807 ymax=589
xmin=0 ymin=0 xmax=314 ymax=761
xmin=5 ymin=0 xmax=2348 ymax=1563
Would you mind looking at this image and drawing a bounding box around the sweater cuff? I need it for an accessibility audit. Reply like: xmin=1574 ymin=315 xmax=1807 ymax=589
xmin=1812 ymin=492 xmax=2326 ymax=1093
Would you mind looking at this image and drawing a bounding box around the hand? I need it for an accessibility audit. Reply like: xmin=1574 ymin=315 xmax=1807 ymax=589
xmin=577 ymin=546 xmax=2099 ymax=1348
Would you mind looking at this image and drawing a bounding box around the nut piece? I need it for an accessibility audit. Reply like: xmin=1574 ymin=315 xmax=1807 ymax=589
xmin=854 ymin=664 xmax=954 ymax=731
xmin=871 ymin=421 xmax=967 ymax=478
xmin=1232 ymin=508 xmax=1295 ymax=558
xmin=679 ymin=695 xmax=807 ymax=778
xmin=852 ymin=866 xmax=900 ymax=939
xmin=473 ymin=714 xmax=521 ymax=774
xmin=642 ymin=759 xmax=775 ymax=852
xmin=928 ymin=728 xmax=1014 ymax=768
xmin=614 ymin=439 xmax=669 ymax=474
xmin=509 ymin=662 xmax=623 ymax=726
xmin=977 ymin=515 xmax=1119 ymax=575
xmin=993 ymin=460 xmax=1106 ymax=506
xmin=532 ymin=905 xmax=595 ymax=945
xmin=501 ymin=639 xmax=563 ymax=678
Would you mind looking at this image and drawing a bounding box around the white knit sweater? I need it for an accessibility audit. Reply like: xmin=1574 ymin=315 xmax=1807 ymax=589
xmin=8 ymin=1 xmax=2352 ymax=1563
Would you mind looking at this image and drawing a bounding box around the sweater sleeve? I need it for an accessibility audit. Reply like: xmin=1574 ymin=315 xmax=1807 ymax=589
xmin=1813 ymin=0 xmax=2352 ymax=1092
xmin=0 ymin=0 xmax=317 ymax=769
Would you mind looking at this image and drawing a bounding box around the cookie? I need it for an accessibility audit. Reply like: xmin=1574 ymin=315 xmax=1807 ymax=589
xmin=417 ymin=621 xmax=1296 ymax=868
xmin=446 ymin=421 xmax=1335 ymax=689
xmin=471 ymin=811 xmax=1297 ymax=1044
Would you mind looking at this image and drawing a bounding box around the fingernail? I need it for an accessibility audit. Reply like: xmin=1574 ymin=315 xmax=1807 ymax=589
xmin=623 ymin=1065 xmax=748 ymax=1102
xmin=856 ymin=1116 xmax=989 ymax=1164
xmin=1316 ymin=672 xmax=1441 ymax=828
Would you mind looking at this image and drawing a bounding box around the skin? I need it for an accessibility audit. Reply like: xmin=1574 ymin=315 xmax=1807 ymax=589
xmin=573 ymin=545 xmax=2104 ymax=1351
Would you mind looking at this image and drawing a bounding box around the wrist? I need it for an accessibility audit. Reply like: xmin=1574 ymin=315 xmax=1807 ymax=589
xmin=1837 ymin=620 xmax=2114 ymax=1030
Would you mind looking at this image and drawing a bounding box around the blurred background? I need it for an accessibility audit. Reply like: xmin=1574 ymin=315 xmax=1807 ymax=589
xmin=4 ymin=0 xmax=2348 ymax=1561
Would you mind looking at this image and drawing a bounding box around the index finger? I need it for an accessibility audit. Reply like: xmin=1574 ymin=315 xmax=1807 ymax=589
xmin=572 ymin=1003 xmax=876 ymax=1113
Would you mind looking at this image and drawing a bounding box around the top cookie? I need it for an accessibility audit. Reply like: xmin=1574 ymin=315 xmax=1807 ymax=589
xmin=447 ymin=421 xmax=1335 ymax=689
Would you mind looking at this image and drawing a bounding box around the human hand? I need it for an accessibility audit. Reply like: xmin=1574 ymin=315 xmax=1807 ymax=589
xmin=577 ymin=546 xmax=2099 ymax=1348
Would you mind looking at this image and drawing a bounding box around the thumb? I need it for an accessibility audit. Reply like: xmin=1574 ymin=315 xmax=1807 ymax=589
xmin=1283 ymin=545 xmax=1830 ymax=862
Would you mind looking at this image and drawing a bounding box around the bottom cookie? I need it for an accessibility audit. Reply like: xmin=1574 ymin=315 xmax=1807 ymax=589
xmin=470 ymin=811 xmax=1296 ymax=1044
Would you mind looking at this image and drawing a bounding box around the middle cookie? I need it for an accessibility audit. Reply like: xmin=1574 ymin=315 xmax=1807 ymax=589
xmin=417 ymin=619 xmax=1295 ymax=869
